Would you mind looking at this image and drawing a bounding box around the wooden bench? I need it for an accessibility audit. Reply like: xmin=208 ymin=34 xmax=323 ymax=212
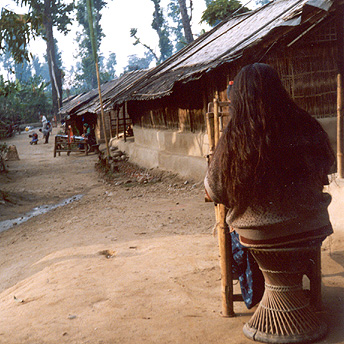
xmin=53 ymin=134 xmax=88 ymax=157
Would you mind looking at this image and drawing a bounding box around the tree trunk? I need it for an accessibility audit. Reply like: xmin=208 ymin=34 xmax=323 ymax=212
xmin=43 ymin=0 xmax=63 ymax=120
xmin=178 ymin=0 xmax=193 ymax=44
xmin=152 ymin=0 xmax=163 ymax=40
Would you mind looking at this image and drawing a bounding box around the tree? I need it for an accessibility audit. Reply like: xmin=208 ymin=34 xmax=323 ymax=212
xmin=1 ymin=1 xmax=72 ymax=119
xmin=0 ymin=76 xmax=18 ymax=98
xmin=75 ymin=0 xmax=106 ymax=91
xmin=105 ymin=53 xmax=117 ymax=80
xmin=177 ymin=0 xmax=193 ymax=44
xmin=0 ymin=74 xmax=51 ymax=124
xmin=11 ymin=0 xmax=74 ymax=119
xmin=167 ymin=0 xmax=185 ymax=51
xmin=168 ymin=0 xmax=195 ymax=51
xmin=32 ymin=55 xmax=50 ymax=85
xmin=130 ymin=28 xmax=159 ymax=64
xmin=151 ymin=0 xmax=173 ymax=63
xmin=130 ymin=0 xmax=177 ymax=66
xmin=0 ymin=7 xmax=41 ymax=64
xmin=123 ymin=53 xmax=154 ymax=73
xmin=14 ymin=59 xmax=32 ymax=83
xmin=201 ymin=0 xmax=249 ymax=27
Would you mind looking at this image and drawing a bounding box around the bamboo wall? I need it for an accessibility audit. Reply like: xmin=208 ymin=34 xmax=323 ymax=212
xmin=264 ymin=18 xmax=337 ymax=118
xmin=96 ymin=107 xmax=132 ymax=142
xmin=129 ymin=15 xmax=338 ymax=133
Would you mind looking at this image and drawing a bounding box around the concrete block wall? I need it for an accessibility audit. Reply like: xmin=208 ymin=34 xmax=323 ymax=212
xmin=113 ymin=118 xmax=338 ymax=183
xmin=115 ymin=127 xmax=209 ymax=182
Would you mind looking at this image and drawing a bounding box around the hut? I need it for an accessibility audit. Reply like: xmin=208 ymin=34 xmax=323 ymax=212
xmin=102 ymin=0 xmax=342 ymax=181
xmin=59 ymin=70 xmax=148 ymax=142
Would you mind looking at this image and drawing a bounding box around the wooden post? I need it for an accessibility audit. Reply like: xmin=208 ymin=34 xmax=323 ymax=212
xmin=124 ymin=102 xmax=127 ymax=143
xmin=208 ymin=92 xmax=235 ymax=317
xmin=116 ymin=108 xmax=119 ymax=138
xmin=214 ymin=92 xmax=220 ymax=146
xmin=217 ymin=204 xmax=234 ymax=317
xmin=337 ymin=3 xmax=344 ymax=178
xmin=109 ymin=110 xmax=114 ymax=139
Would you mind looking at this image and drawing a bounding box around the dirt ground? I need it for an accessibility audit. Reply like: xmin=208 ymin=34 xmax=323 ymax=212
xmin=0 ymin=130 xmax=343 ymax=344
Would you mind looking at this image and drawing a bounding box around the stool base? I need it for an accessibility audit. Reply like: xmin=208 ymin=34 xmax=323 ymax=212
xmin=243 ymin=322 xmax=327 ymax=344
xmin=243 ymin=247 xmax=327 ymax=343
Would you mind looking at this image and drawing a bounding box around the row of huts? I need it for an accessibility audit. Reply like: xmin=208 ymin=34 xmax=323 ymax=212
xmin=59 ymin=0 xmax=344 ymax=181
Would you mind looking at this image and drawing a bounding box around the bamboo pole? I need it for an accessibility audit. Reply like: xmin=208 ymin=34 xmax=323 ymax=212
xmin=95 ymin=57 xmax=110 ymax=159
xmin=86 ymin=0 xmax=110 ymax=159
xmin=337 ymin=74 xmax=343 ymax=178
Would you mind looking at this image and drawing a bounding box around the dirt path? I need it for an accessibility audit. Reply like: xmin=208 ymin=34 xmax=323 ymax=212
xmin=0 ymin=131 xmax=343 ymax=344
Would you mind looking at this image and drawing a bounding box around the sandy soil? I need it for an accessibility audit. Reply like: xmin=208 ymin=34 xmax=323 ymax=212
xmin=0 ymin=130 xmax=343 ymax=344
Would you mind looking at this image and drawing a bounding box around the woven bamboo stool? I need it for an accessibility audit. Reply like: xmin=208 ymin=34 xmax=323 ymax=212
xmin=243 ymin=246 xmax=327 ymax=343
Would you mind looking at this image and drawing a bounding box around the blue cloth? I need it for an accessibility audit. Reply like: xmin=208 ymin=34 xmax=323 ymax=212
xmin=231 ymin=231 xmax=264 ymax=309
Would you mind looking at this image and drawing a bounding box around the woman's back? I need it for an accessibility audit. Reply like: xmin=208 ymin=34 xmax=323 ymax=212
xmin=205 ymin=63 xmax=335 ymax=245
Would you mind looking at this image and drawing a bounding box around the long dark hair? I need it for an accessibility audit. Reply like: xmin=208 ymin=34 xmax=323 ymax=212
xmin=214 ymin=63 xmax=335 ymax=212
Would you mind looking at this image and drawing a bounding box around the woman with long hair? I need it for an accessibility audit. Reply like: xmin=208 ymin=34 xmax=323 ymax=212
xmin=205 ymin=63 xmax=335 ymax=247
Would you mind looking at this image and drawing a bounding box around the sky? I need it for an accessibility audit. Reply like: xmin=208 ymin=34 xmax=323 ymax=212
xmin=1 ymin=0 xmax=211 ymax=79
xmin=1 ymin=0 xmax=260 ymax=82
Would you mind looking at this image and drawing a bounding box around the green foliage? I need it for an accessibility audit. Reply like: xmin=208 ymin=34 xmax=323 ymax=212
xmin=14 ymin=59 xmax=32 ymax=83
xmin=0 ymin=8 xmax=41 ymax=64
xmin=130 ymin=28 xmax=159 ymax=63
xmin=168 ymin=0 xmax=187 ymax=51
xmin=201 ymin=0 xmax=249 ymax=26
xmin=5 ymin=0 xmax=75 ymax=117
xmin=0 ymin=0 xmax=73 ymax=64
xmin=70 ymin=53 xmax=116 ymax=94
xmin=0 ymin=46 xmax=32 ymax=82
xmin=0 ymin=77 xmax=18 ymax=98
xmin=151 ymin=0 xmax=173 ymax=63
xmin=32 ymin=55 xmax=50 ymax=85
xmin=105 ymin=53 xmax=117 ymax=80
xmin=28 ymin=0 xmax=74 ymax=37
xmin=0 ymin=75 xmax=51 ymax=124
xmin=130 ymin=0 xmax=194 ymax=67
xmin=123 ymin=53 xmax=154 ymax=74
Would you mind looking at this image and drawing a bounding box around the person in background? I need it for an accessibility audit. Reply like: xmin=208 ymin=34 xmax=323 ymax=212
xmin=67 ymin=125 xmax=74 ymax=144
xmin=29 ymin=132 xmax=38 ymax=145
xmin=126 ymin=125 xmax=133 ymax=137
xmin=39 ymin=121 xmax=52 ymax=144
xmin=46 ymin=120 xmax=52 ymax=143
xmin=40 ymin=114 xmax=47 ymax=130
xmin=82 ymin=123 xmax=96 ymax=151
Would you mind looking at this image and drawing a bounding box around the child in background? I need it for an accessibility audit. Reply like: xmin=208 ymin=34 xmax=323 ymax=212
xmin=29 ymin=132 xmax=38 ymax=145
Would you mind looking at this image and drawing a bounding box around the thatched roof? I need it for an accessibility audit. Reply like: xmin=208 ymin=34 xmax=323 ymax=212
xmin=60 ymin=0 xmax=336 ymax=117
xmin=104 ymin=0 xmax=335 ymax=107
xmin=59 ymin=69 xmax=148 ymax=117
